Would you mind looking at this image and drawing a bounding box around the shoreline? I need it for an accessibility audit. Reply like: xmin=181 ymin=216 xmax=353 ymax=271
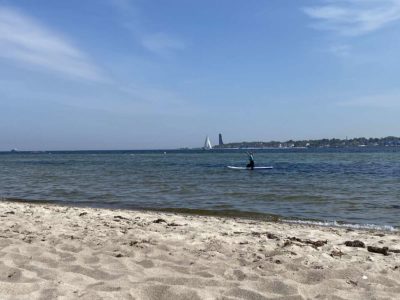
xmin=2 ymin=197 xmax=398 ymax=233
xmin=0 ymin=200 xmax=399 ymax=299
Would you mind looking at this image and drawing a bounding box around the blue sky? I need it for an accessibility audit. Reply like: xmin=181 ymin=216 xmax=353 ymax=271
xmin=1 ymin=0 xmax=400 ymax=150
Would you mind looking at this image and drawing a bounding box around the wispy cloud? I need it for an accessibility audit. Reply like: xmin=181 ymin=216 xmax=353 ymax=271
xmin=336 ymin=91 xmax=400 ymax=108
xmin=328 ymin=44 xmax=352 ymax=56
xmin=303 ymin=0 xmax=400 ymax=36
xmin=109 ymin=0 xmax=185 ymax=56
xmin=0 ymin=6 xmax=104 ymax=81
xmin=141 ymin=32 xmax=185 ymax=55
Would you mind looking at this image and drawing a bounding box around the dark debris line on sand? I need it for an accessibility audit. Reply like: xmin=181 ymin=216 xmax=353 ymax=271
xmin=367 ymin=246 xmax=389 ymax=256
xmin=344 ymin=240 xmax=365 ymax=248
xmin=344 ymin=240 xmax=400 ymax=256
xmin=283 ymin=237 xmax=327 ymax=249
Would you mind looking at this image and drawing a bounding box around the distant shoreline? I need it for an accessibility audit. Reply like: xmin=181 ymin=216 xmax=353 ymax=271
xmin=1 ymin=145 xmax=400 ymax=153
xmin=213 ymin=136 xmax=400 ymax=149
xmin=3 ymin=136 xmax=400 ymax=152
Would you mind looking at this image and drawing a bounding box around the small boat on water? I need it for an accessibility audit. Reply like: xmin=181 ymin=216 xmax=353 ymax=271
xmin=203 ymin=136 xmax=213 ymax=150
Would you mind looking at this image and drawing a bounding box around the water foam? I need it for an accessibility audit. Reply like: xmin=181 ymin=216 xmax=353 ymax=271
xmin=282 ymin=219 xmax=398 ymax=232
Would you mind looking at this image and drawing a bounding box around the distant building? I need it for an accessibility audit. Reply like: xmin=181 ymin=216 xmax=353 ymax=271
xmin=218 ymin=133 xmax=224 ymax=146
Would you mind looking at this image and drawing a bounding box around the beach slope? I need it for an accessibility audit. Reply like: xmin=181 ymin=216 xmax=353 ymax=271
xmin=0 ymin=201 xmax=399 ymax=299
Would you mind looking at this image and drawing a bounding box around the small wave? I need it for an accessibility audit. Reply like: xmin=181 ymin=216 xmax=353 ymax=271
xmin=283 ymin=219 xmax=398 ymax=232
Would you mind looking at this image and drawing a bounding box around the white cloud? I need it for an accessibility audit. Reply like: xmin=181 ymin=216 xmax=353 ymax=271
xmin=0 ymin=6 xmax=104 ymax=81
xmin=303 ymin=0 xmax=400 ymax=36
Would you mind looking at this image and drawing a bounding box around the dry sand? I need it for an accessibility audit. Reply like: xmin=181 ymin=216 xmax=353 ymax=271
xmin=0 ymin=201 xmax=399 ymax=300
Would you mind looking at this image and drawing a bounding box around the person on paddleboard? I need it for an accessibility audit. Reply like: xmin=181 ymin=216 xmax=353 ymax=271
xmin=246 ymin=152 xmax=255 ymax=170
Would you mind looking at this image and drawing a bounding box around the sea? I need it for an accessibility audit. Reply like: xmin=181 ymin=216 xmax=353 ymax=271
xmin=0 ymin=147 xmax=399 ymax=231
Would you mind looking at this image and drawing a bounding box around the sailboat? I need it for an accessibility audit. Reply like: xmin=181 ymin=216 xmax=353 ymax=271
xmin=203 ymin=136 xmax=213 ymax=150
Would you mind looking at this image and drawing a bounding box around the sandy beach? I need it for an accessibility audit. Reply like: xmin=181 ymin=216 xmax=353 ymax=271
xmin=0 ymin=201 xmax=399 ymax=300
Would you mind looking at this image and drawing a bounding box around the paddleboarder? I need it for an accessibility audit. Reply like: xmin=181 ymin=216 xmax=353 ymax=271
xmin=246 ymin=152 xmax=255 ymax=170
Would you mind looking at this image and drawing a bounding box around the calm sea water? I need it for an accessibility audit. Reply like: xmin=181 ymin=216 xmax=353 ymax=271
xmin=0 ymin=148 xmax=399 ymax=230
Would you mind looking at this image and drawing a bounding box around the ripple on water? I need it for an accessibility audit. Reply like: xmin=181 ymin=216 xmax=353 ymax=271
xmin=0 ymin=149 xmax=399 ymax=228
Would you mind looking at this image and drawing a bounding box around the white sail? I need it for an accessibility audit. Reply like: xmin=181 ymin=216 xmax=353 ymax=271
xmin=204 ymin=136 xmax=213 ymax=150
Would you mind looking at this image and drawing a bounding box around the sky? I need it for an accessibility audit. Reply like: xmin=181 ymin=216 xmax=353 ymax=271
xmin=1 ymin=0 xmax=400 ymax=150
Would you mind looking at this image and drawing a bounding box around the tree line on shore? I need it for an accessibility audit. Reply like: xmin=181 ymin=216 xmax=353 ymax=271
xmin=214 ymin=136 xmax=400 ymax=149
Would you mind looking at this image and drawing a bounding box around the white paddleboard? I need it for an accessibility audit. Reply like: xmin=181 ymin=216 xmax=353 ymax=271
xmin=227 ymin=166 xmax=273 ymax=170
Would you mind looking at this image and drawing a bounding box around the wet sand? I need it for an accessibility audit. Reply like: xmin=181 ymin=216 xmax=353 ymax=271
xmin=0 ymin=201 xmax=399 ymax=299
